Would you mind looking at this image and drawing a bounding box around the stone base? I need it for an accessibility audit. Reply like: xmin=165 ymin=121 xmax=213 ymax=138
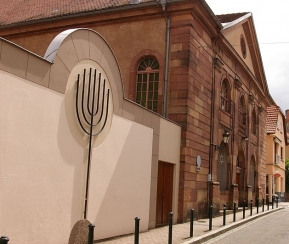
xmin=210 ymin=181 xmax=220 ymax=216
xmin=229 ymin=184 xmax=239 ymax=209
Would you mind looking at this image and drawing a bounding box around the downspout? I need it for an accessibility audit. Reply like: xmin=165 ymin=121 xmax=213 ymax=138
xmin=160 ymin=0 xmax=170 ymax=118
xmin=208 ymin=40 xmax=217 ymax=210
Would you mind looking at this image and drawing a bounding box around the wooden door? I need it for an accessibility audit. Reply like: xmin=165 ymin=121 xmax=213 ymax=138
xmin=156 ymin=162 xmax=173 ymax=226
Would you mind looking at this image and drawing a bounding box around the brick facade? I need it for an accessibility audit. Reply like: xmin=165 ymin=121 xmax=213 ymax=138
xmin=0 ymin=0 xmax=273 ymax=225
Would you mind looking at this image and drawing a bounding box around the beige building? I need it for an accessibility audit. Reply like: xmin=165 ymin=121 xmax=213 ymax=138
xmin=0 ymin=29 xmax=181 ymax=243
xmin=266 ymin=105 xmax=287 ymax=202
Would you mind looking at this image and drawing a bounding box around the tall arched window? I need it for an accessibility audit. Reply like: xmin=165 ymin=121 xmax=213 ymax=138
xmin=239 ymin=95 xmax=246 ymax=125
xmin=220 ymin=79 xmax=230 ymax=113
xmin=249 ymin=156 xmax=256 ymax=192
xmin=218 ymin=149 xmax=228 ymax=190
xmin=136 ymin=57 xmax=159 ymax=113
xmin=251 ymin=108 xmax=257 ymax=135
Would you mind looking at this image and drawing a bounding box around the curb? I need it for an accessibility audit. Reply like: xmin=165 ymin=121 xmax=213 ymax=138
xmin=182 ymin=207 xmax=284 ymax=244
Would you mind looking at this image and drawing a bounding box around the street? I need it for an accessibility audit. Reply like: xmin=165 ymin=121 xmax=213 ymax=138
xmin=204 ymin=204 xmax=289 ymax=244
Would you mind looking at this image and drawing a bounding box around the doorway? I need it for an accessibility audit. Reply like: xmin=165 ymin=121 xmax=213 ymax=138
xmin=156 ymin=161 xmax=173 ymax=226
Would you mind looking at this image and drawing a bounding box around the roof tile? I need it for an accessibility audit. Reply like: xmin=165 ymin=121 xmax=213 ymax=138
xmin=266 ymin=105 xmax=279 ymax=134
xmin=0 ymin=0 xmax=153 ymax=26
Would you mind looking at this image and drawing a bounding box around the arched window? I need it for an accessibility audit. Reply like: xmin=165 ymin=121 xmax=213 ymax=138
xmin=218 ymin=149 xmax=228 ymax=190
xmin=220 ymin=79 xmax=230 ymax=113
xmin=251 ymin=108 xmax=257 ymax=135
xmin=249 ymin=156 xmax=256 ymax=192
xmin=136 ymin=57 xmax=159 ymax=113
xmin=239 ymin=96 xmax=246 ymax=125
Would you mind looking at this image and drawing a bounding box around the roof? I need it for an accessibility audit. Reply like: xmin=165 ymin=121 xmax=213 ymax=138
xmin=266 ymin=105 xmax=279 ymax=134
xmin=0 ymin=0 xmax=153 ymax=26
xmin=216 ymin=12 xmax=250 ymax=24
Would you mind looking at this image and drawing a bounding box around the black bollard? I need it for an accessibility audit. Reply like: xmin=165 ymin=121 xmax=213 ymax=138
xmin=267 ymin=196 xmax=269 ymax=210
xmin=134 ymin=217 xmax=140 ymax=244
xmin=256 ymin=198 xmax=259 ymax=214
xmin=262 ymin=198 xmax=265 ymax=212
xmin=223 ymin=204 xmax=226 ymax=226
xmin=209 ymin=205 xmax=213 ymax=231
xmin=88 ymin=223 xmax=95 ymax=244
xmin=190 ymin=209 xmax=194 ymax=237
xmin=277 ymin=196 xmax=279 ymax=208
xmin=272 ymin=196 xmax=274 ymax=209
xmin=250 ymin=199 xmax=253 ymax=216
xmin=168 ymin=212 xmax=173 ymax=244
xmin=243 ymin=200 xmax=246 ymax=219
xmin=0 ymin=236 xmax=9 ymax=244
xmin=233 ymin=202 xmax=236 ymax=222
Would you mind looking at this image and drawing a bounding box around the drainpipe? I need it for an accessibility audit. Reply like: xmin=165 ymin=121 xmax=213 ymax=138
xmin=208 ymin=40 xmax=217 ymax=210
xmin=160 ymin=0 xmax=170 ymax=118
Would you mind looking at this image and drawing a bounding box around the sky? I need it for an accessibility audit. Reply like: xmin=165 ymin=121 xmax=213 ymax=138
xmin=205 ymin=0 xmax=289 ymax=113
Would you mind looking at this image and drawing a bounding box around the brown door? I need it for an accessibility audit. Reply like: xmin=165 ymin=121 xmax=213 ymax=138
xmin=156 ymin=162 xmax=174 ymax=226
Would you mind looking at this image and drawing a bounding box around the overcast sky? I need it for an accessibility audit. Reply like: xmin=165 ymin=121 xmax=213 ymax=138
xmin=205 ymin=0 xmax=289 ymax=113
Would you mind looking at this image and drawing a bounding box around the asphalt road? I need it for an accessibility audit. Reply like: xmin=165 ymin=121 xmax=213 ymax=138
xmin=204 ymin=206 xmax=289 ymax=244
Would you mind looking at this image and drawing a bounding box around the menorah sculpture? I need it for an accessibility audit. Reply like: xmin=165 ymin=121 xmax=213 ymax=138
xmin=75 ymin=68 xmax=110 ymax=219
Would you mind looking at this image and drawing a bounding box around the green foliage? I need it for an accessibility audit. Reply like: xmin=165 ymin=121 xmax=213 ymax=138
xmin=286 ymin=158 xmax=289 ymax=192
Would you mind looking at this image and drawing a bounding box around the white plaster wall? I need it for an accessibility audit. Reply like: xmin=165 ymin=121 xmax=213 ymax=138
xmin=0 ymin=70 xmax=153 ymax=243
xmin=0 ymin=70 xmax=83 ymax=244
xmin=88 ymin=115 xmax=153 ymax=240
xmin=159 ymin=118 xmax=181 ymax=164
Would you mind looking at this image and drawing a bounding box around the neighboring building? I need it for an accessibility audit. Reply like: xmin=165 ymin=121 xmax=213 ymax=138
xmin=0 ymin=0 xmax=275 ymax=242
xmin=285 ymin=110 xmax=289 ymax=158
xmin=266 ymin=105 xmax=287 ymax=202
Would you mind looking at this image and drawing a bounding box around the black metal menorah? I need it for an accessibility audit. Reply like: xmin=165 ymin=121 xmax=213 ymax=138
xmin=76 ymin=68 xmax=110 ymax=219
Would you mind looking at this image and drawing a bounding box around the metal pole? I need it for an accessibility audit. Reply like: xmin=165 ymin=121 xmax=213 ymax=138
xmin=250 ymin=199 xmax=253 ymax=216
xmin=168 ymin=212 xmax=173 ymax=244
xmin=134 ymin=217 xmax=140 ymax=244
xmin=262 ymin=198 xmax=264 ymax=212
xmin=256 ymin=198 xmax=259 ymax=214
xmin=243 ymin=200 xmax=246 ymax=219
xmin=233 ymin=202 xmax=236 ymax=222
xmin=272 ymin=196 xmax=274 ymax=209
xmin=277 ymin=196 xmax=279 ymax=208
xmin=209 ymin=205 xmax=213 ymax=231
xmin=267 ymin=196 xmax=269 ymax=210
xmin=88 ymin=223 xmax=95 ymax=244
xmin=190 ymin=209 xmax=194 ymax=237
xmin=76 ymin=69 xmax=110 ymax=219
xmin=0 ymin=237 xmax=9 ymax=244
xmin=223 ymin=204 xmax=226 ymax=226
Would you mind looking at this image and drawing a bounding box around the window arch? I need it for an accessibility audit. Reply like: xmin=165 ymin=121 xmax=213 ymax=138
xmin=251 ymin=108 xmax=257 ymax=135
xmin=220 ymin=79 xmax=230 ymax=113
xmin=239 ymin=95 xmax=246 ymax=125
xmin=129 ymin=49 xmax=164 ymax=114
xmin=136 ymin=57 xmax=160 ymax=113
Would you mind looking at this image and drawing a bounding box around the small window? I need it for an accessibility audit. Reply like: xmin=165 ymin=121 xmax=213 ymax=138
xmin=220 ymin=79 xmax=230 ymax=113
xmin=251 ymin=108 xmax=257 ymax=135
xmin=240 ymin=35 xmax=247 ymax=59
xmin=250 ymin=157 xmax=255 ymax=192
xmin=281 ymin=147 xmax=284 ymax=160
xmin=136 ymin=57 xmax=159 ymax=112
xmin=238 ymin=95 xmax=246 ymax=125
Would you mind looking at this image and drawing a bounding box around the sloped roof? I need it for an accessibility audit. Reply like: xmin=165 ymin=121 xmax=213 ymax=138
xmin=0 ymin=0 xmax=153 ymax=26
xmin=216 ymin=12 xmax=249 ymax=24
xmin=266 ymin=105 xmax=280 ymax=134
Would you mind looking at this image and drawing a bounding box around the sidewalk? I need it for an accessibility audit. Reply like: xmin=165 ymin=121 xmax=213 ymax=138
xmin=97 ymin=202 xmax=289 ymax=244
